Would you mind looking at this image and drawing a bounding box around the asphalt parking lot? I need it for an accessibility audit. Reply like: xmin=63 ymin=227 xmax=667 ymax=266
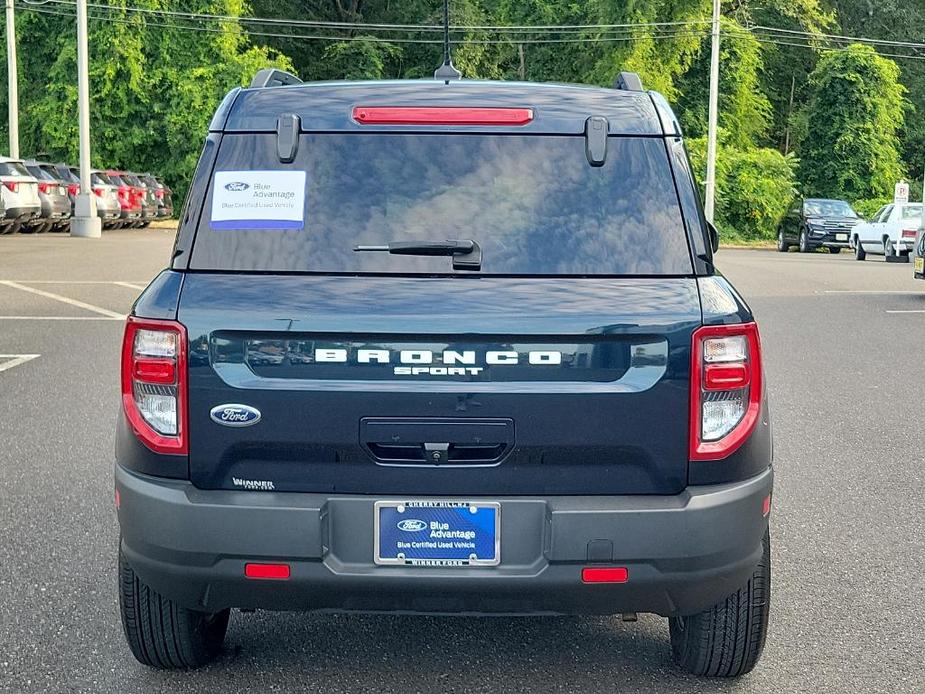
xmin=0 ymin=231 xmax=923 ymax=693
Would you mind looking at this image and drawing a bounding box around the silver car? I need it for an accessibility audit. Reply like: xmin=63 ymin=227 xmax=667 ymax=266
xmin=0 ymin=156 xmax=41 ymax=234
xmin=24 ymin=160 xmax=72 ymax=233
xmin=88 ymin=169 xmax=122 ymax=228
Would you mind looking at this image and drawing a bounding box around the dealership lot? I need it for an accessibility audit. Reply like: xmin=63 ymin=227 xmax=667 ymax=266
xmin=0 ymin=232 xmax=922 ymax=693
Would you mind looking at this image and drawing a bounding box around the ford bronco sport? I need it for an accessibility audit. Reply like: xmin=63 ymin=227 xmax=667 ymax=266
xmin=116 ymin=69 xmax=773 ymax=677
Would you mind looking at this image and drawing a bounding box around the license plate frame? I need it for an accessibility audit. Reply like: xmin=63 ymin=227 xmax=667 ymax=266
xmin=374 ymin=500 xmax=500 ymax=567
xmin=835 ymin=233 xmax=848 ymax=242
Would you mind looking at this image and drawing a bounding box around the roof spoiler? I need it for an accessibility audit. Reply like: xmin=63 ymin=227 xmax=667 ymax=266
xmin=249 ymin=69 xmax=303 ymax=89
xmin=614 ymin=72 xmax=644 ymax=92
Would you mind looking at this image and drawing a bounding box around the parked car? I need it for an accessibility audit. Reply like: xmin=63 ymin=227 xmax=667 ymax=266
xmin=105 ymin=170 xmax=143 ymax=228
xmin=851 ymin=202 xmax=922 ymax=260
xmin=139 ymin=173 xmax=173 ymax=218
xmin=123 ymin=172 xmax=158 ymax=227
xmin=115 ymin=71 xmax=773 ymax=677
xmin=23 ymin=159 xmax=71 ymax=233
xmin=0 ymin=156 xmax=41 ymax=234
xmin=51 ymin=163 xmax=121 ymax=228
xmin=914 ymin=227 xmax=924 ymax=279
xmin=777 ymin=198 xmax=860 ymax=253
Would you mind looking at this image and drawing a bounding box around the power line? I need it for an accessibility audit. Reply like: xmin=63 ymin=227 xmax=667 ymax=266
xmin=21 ymin=0 xmax=711 ymax=34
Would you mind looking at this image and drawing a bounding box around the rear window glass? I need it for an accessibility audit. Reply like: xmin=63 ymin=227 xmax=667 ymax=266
xmin=0 ymin=161 xmax=31 ymax=176
xmin=900 ymin=204 xmax=922 ymax=220
xmin=28 ymin=166 xmax=56 ymax=181
xmin=91 ymin=172 xmax=112 ymax=185
xmin=190 ymin=134 xmax=693 ymax=276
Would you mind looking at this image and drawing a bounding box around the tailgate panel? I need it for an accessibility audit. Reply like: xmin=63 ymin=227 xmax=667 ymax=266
xmin=180 ymin=274 xmax=701 ymax=495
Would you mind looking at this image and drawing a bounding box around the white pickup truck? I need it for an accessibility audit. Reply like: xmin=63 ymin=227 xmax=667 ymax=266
xmin=851 ymin=202 xmax=923 ymax=260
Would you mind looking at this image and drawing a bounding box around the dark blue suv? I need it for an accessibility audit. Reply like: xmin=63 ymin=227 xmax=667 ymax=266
xmin=116 ymin=70 xmax=773 ymax=677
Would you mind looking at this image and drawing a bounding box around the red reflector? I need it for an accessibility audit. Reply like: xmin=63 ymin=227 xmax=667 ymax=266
xmin=245 ymin=563 xmax=291 ymax=580
xmin=581 ymin=567 xmax=629 ymax=584
xmin=352 ymin=106 xmax=534 ymax=126
xmin=133 ymin=358 xmax=176 ymax=384
xmin=115 ymin=488 xmax=121 ymax=510
xmin=704 ymin=363 xmax=750 ymax=390
xmin=762 ymin=495 xmax=771 ymax=517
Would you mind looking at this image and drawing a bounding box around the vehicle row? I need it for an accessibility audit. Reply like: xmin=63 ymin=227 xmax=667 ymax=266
xmin=0 ymin=155 xmax=173 ymax=234
xmin=777 ymin=196 xmax=923 ymax=262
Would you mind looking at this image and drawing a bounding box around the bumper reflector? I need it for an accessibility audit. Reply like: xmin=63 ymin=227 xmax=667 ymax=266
xmin=581 ymin=567 xmax=629 ymax=584
xmin=245 ymin=563 xmax=291 ymax=580
xmin=762 ymin=495 xmax=771 ymax=517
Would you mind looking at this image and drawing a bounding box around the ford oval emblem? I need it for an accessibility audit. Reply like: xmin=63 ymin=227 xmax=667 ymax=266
xmin=210 ymin=404 xmax=261 ymax=427
xmin=224 ymin=181 xmax=249 ymax=192
xmin=397 ymin=519 xmax=428 ymax=532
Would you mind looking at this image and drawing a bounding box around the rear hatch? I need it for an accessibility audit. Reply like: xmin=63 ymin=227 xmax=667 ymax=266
xmin=180 ymin=127 xmax=700 ymax=496
xmin=0 ymin=161 xmax=40 ymax=206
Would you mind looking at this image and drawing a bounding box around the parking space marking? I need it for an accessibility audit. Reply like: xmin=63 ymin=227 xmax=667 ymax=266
xmin=0 ymin=280 xmax=149 ymax=284
xmin=886 ymin=310 xmax=925 ymax=314
xmin=822 ymin=290 xmax=924 ymax=295
xmin=0 ymin=354 xmax=40 ymax=373
xmin=0 ymin=315 xmax=124 ymax=321
xmin=112 ymin=281 xmax=146 ymax=291
xmin=0 ymin=280 xmax=125 ymax=319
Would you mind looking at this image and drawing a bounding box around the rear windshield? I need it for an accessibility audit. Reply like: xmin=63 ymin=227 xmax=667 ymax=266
xmin=0 ymin=161 xmax=31 ymax=177
xmin=91 ymin=172 xmax=112 ymax=185
xmin=189 ymin=134 xmax=693 ymax=275
xmin=900 ymin=204 xmax=922 ymax=220
xmin=804 ymin=199 xmax=857 ymax=218
xmin=28 ymin=165 xmax=56 ymax=181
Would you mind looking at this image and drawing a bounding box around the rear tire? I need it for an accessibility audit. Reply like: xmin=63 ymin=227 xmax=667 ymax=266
xmin=776 ymin=229 xmax=789 ymax=252
xmin=119 ymin=547 xmax=230 ymax=669
xmin=884 ymin=237 xmax=895 ymax=258
xmin=669 ymin=529 xmax=771 ymax=677
xmin=829 ymin=246 xmax=841 ymax=254
xmin=854 ymin=238 xmax=866 ymax=261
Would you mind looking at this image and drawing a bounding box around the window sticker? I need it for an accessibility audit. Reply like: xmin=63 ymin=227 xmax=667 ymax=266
xmin=210 ymin=170 xmax=306 ymax=230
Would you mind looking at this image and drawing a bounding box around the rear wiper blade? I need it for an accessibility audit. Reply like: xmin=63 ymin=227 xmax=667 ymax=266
xmin=354 ymin=239 xmax=481 ymax=271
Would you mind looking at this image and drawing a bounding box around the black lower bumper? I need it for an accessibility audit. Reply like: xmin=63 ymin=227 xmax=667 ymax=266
xmin=117 ymin=465 xmax=773 ymax=618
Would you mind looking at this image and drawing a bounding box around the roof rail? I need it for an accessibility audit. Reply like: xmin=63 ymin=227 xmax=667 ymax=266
xmin=614 ymin=72 xmax=644 ymax=92
xmin=250 ymin=68 xmax=303 ymax=89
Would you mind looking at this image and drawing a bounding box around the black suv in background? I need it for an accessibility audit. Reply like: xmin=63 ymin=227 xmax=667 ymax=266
xmin=116 ymin=71 xmax=773 ymax=677
xmin=778 ymin=198 xmax=860 ymax=253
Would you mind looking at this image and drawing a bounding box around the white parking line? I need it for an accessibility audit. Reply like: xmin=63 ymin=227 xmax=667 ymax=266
xmin=112 ymin=281 xmax=146 ymax=291
xmin=0 ymin=315 xmax=124 ymax=321
xmin=886 ymin=310 xmax=925 ymax=314
xmin=0 ymin=354 xmax=40 ymax=373
xmin=0 ymin=280 xmax=149 ymax=284
xmin=822 ymin=290 xmax=923 ymax=295
xmin=0 ymin=280 xmax=124 ymax=319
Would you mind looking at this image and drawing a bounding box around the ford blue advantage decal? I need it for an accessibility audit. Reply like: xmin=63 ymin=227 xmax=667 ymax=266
xmin=210 ymin=170 xmax=306 ymax=230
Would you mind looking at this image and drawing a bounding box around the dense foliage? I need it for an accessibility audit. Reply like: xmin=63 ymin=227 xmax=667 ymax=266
xmin=0 ymin=0 xmax=920 ymax=235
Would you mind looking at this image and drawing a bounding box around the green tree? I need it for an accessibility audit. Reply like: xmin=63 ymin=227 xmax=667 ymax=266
xmin=798 ymin=44 xmax=907 ymax=200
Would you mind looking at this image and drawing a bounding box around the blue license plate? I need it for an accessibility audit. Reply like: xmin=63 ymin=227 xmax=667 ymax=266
xmin=375 ymin=501 xmax=500 ymax=566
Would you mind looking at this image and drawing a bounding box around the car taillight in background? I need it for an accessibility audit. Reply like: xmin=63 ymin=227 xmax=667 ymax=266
xmin=121 ymin=317 xmax=187 ymax=455
xmin=690 ymin=323 xmax=762 ymax=461
xmin=67 ymin=183 xmax=79 ymax=196
xmin=154 ymin=189 xmax=164 ymax=199
xmin=93 ymin=186 xmax=105 ymax=197
xmin=3 ymin=181 xmax=18 ymax=193
xmin=38 ymin=182 xmax=51 ymax=194
xmin=901 ymin=228 xmax=918 ymax=239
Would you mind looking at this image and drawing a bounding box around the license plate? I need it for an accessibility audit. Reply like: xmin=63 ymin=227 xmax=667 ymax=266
xmin=836 ymin=233 xmax=848 ymax=241
xmin=915 ymin=257 xmax=924 ymax=273
xmin=374 ymin=500 xmax=500 ymax=566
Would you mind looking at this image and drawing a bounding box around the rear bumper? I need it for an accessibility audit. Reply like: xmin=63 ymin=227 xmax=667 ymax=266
xmin=117 ymin=464 xmax=773 ymax=617
xmin=3 ymin=204 xmax=41 ymax=222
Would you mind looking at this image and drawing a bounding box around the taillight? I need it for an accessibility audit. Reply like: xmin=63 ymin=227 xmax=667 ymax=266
xmin=154 ymin=189 xmax=164 ymax=199
xmin=93 ymin=186 xmax=104 ymax=197
xmin=690 ymin=323 xmax=762 ymax=461
xmin=3 ymin=181 xmax=18 ymax=192
xmin=38 ymin=182 xmax=50 ymax=194
xmin=67 ymin=183 xmax=79 ymax=196
xmin=121 ymin=317 xmax=187 ymax=455
xmin=902 ymin=229 xmax=918 ymax=239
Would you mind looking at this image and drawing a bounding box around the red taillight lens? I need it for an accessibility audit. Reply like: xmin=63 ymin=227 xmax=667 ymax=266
xmin=245 ymin=563 xmax=291 ymax=580
xmin=93 ymin=186 xmax=104 ymax=197
xmin=690 ymin=323 xmax=762 ymax=461
xmin=352 ymin=106 xmax=534 ymax=126
xmin=67 ymin=183 xmax=79 ymax=196
xmin=902 ymin=229 xmax=918 ymax=239
xmin=3 ymin=181 xmax=18 ymax=192
xmin=38 ymin=182 xmax=50 ymax=194
xmin=154 ymin=189 xmax=164 ymax=199
xmin=121 ymin=317 xmax=187 ymax=455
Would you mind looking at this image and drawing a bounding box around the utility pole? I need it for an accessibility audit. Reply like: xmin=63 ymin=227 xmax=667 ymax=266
xmin=70 ymin=0 xmax=100 ymax=237
xmin=5 ymin=0 xmax=18 ymax=158
xmin=704 ymin=0 xmax=721 ymax=223
xmin=518 ymin=43 xmax=525 ymax=81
